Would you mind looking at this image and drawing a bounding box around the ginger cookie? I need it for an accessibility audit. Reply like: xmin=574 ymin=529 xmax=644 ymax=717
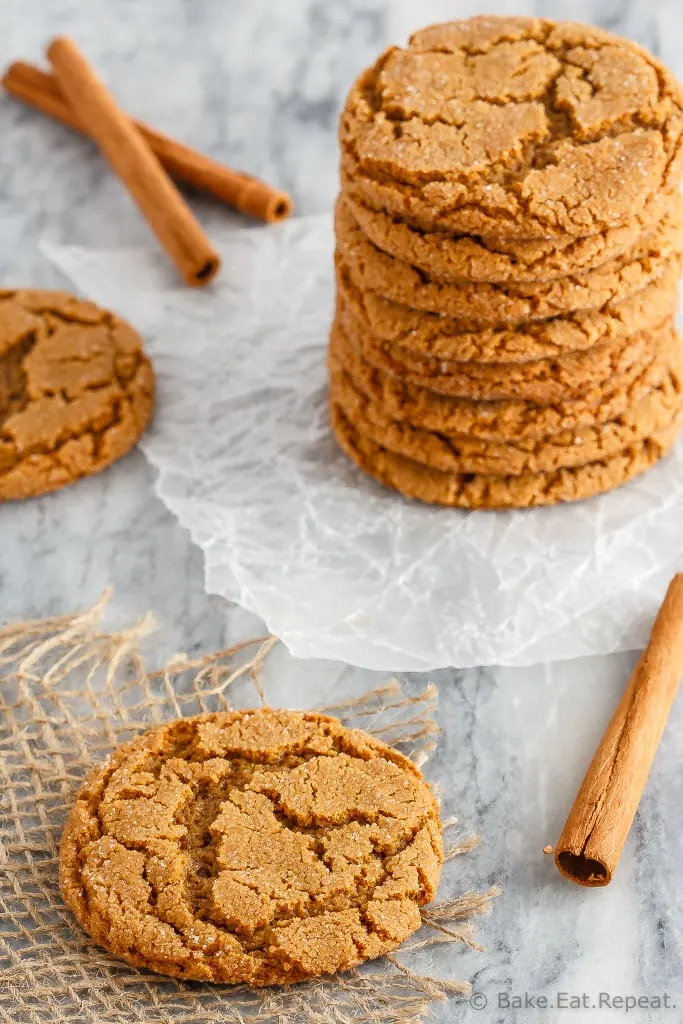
xmin=335 ymin=195 xmax=683 ymax=326
xmin=329 ymin=320 xmax=680 ymax=441
xmin=330 ymin=400 xmax=683 ymax=509
xmin=60 ymin=708 xmax=443 ymax=986
xmin=343 ymin=190 xmax=676 ymax=285
xmin=0 ymin=289 xmax=154 ymax=501
xmin=336 ymin=255 xmax=682 ymax=364
xmin=339 ymin=293 xmax=673 ymax=403
xmin=330 ymin=351 xmax=683 ymax=476
xmin=339 ymin=17 xmax=683 ymax=239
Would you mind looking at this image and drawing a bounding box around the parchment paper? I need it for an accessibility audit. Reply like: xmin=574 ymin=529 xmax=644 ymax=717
xmin=46 ymin=217 xmax=683 ymax=670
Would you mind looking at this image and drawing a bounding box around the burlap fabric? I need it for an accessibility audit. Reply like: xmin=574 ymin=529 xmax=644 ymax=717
xmin=0 ymin=594 xmax=498 ymax=1023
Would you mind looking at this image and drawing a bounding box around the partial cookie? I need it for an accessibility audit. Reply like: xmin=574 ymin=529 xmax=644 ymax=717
xmin=339 ymin=293 xmax=673 ymax=403
xmin=339 ymin=17 xmax=683 ymax=238
xmin=336 ymin=195 xmax=683 ymax=326
xmin=330 ymin=349 xmax=683 ymax=475
xmin=330 ymin=320 xmax=680 ymax=441
xmin=0 ymin=289 xmax=154 ymax=501
xmin=60 ymin=708 xmax=443 ymax=986
xmin=336 ymin=255 xmax=682 ymax=363
xmin=343 ymin=190 xmax=676 ymax=284
xmin=341 ymin=162 xmax=681 ymax=248
xmin=330 ymin=400 xmax=683 ymax=508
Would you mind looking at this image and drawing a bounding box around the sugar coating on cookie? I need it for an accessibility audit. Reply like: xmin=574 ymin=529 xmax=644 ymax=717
xmin=0 ymin=289 xmax=154 ymax=500
xmin=340 ymin=17 xmax=683 ymax=237
xmin=60 ymin=708 xmax=443 ymax=986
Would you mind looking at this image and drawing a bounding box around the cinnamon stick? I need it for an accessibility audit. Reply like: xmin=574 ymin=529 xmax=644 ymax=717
xmin=555 ymin=574 xmax=683 ymax=887
xmin=45 ymin=37 xmax=220 ymax=287
xmin=2 ymin=61 xmax=293 ymax=224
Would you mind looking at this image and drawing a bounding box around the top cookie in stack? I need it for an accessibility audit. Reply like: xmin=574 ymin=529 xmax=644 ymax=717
xmin=328 ymin=16 xmax=683 ymax=509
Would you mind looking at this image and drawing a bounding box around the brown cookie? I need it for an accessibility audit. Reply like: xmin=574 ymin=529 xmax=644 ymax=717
xmin=330 ymin=399 xmax=683 ymax=508
xmin=60 ymin=708 xmax=443 ymax=986
xmin=336 ymin=255 xmax=682 ymax=363
xmin=339 ymin=17 xmax=683 ymax=238
xmin=329 ymin=319 xmax=680 ymax=441
xmin=339 ymin=291 xmax=673 ymax=403
xmin=335 ymin=195 xmax=683 ymax=326
xmin=330 ymin=349 xmax=683 ymax=476
xmin=343 ymin=190 xmax=676 ymax=284
xmin=0 ymin=289 xmax=154 ymax=501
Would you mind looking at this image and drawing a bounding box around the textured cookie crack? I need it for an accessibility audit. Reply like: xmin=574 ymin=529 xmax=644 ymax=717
xmin=336 ymin=193 xmax=683 ymax=326
xmin=330 ymin=398 xmax=683 ymax=508
xmin=329 ymin=318 xmax=678 ymax=441
xmin=344 ymin=191 xmax=671 ymax=284
xmin=345 ymin=35 xmax=666 ymax=178
xmin=335 ymin=253 xmax=680 ymax=365
xmin=330 ymin=346 xmax=683 ymax=476
xmin=0 ymin=332 xmax=35 ymax=437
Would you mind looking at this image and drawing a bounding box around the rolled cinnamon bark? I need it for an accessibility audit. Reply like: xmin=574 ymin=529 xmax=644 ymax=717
xmin=45 ymin=37 xmax=220 ymax=287
xmin=2 ymin=61 xmax=293 ymax=223
xmin=555 ymin=574 xmax=683 ymax=886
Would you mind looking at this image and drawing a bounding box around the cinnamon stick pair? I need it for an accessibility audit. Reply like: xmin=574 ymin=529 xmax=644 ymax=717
xmin=5 ymin=38 xmax=293 ymax=286
xmin=3 ymin=60 xmax=293 ymax=224
xmin=555 ymin=574 xmax=683 ymax=886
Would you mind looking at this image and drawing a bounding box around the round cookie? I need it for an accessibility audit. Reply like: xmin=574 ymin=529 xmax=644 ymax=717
xmin=336 ymin=195 xmax=683 ymax=326
xmin=330 ymin=400 xmax=683 ymax=509
xmin=339 ymin=17 xmax=683 ymax=239
xmin=329 ymin=320 xmax=680 ymax=441
xmin=330 ymin=351 xmax=683 ymax=476
xmin=0 ymin=289 xmax=154 ymax=501
xmin=339 ymin=292 xmax=673 ymax=403
xmin=60 ymin=707 xmax=443 ymax=986
xmin=343 ymin=190 xmax=676 ymax=285
xmin=336 ymin=255 xmax=682 ymax=363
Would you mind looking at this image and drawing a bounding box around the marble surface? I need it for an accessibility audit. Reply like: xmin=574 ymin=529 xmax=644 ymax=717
xmin=1 ymin=0 xmax=683 ymax=1020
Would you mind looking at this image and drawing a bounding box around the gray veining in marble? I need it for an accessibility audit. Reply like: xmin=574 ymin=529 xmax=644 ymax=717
xmin=1 ymin=1 xmax=683 ymax=1021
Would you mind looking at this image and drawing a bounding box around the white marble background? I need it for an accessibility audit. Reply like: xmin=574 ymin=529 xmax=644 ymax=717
xmin=1 ymin=1 xmax=682 ymax=1021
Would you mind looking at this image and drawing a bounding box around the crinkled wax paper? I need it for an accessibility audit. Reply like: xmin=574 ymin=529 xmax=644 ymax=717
xmin=46 ymin=217 xmax=683 ymax=671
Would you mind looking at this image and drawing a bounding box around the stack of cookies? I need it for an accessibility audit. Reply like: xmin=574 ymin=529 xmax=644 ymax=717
xmin=328 ymin=16 xmax=683 ymax=508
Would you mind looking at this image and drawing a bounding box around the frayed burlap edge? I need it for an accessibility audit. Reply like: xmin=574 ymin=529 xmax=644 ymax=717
xmin=0 ymin=592 xmax=500 ymax=1024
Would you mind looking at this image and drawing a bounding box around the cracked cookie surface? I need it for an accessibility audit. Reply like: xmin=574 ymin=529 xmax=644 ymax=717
xmin=343 ymin=191 xmax=676 ymax=285
xmin=340 ymin=17 xmax=683 ymax=238
xmin=0 ymin=289 xmax=154 ymax=501
xmin=335 ymin=256 xmax=681 ymax=364
xmin=330 ymin=320 xmax=680 ymax=441
xmin=336 ymin=194 xmax=683 ymax=326
xmin=330 ymin=399 xmax=683 ymax=508
xmin=330 ymin=347 xmax=683 ymax=475
xmin=60 ymin=708 xmax=443 ymax=986
xmin=339 ymin=290 xmax=674 ymax=403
